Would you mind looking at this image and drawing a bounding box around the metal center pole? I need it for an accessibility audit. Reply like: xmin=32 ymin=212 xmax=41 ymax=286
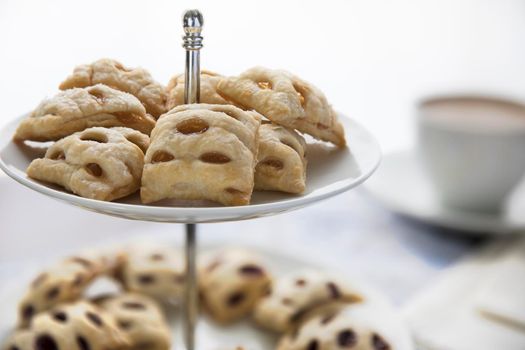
xmin=183 ymin=223 xmax=197 ymax=350
xmin=182 ymin=9 xmax=203 ymax=350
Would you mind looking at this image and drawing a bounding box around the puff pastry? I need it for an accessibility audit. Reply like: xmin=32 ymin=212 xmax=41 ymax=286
xmin=166 ymin=70 xmax=228 ymax=110
xmin=8 ymin=301 xmax=129 ymax=350
xmin=254 ymin=270 xmax=363 ymax=332
xmin=60 ymin=58 xmax=167 ymax=118
xmin=277 ymin=303 xmax=394 ymax=350
xmin=2 ymin=330 xmax=33 ymax=350
xmin=255 ymin=122 xmax=307 ymax=194
xmin=140 ymin=103 xmax=261 ymax=206
xmin=218 ymin=66 xmax=346 ymax=147
xmin=27 ymin=127 xmax=149 ymax=201
xmin=116 ymin=243 xmax=185 ymax=301
xmin=17 ymin=250 xmax=120 ymax=328
xmin=198 ymin=248 xmax=271 ymax=323
xmin=96 ymin=293 xmax=172 ymax=350
xmin=14 ymin=84 xmax=155 ymax=141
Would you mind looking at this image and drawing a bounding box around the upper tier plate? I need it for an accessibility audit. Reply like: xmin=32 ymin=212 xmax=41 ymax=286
xmin=0 ymin=113 xmax=380 ymax=223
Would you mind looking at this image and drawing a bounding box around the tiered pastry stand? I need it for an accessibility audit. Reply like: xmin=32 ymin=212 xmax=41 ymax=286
xmin=0 ymin=10 xmax=381 ymax=350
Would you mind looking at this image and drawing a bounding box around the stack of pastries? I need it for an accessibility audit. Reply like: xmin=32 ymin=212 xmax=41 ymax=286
xmin=3 ymin=244 xmax=400 ymax=350
xmin=14 ymin=59 xmax=346 ymax=206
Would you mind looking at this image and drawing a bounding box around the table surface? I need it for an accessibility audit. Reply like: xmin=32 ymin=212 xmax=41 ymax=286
xmin=0 ymin=0 xmax=522 ymax=315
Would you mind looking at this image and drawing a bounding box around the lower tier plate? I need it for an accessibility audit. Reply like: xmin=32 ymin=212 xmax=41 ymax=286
xmin=0 ymin=243 xmax=412 ymax=350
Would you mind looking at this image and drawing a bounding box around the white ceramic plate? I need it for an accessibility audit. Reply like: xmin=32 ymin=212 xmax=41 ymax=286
xmin=0 ymin=114 xmax=380 ymax=223
xmin=0 ymin=244 xmax=413 ymax=350
xmin=364 ymin=150 xmax=525 ymax=234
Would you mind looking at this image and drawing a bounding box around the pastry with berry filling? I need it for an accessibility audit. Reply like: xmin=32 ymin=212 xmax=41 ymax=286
xmin=8 ymin=300 xmax=129 ymax=350
xmin=16 ymin=252 xmax=116 ymax=328
xmin=2 ymin=329 xmax=33 ymax=350
xmin=198 ymin=248 xmax=271 ymax=323
xmin=277 ymin=303 xmax=396 ymax=350
xmin=254 ymin=270 xmax=363 ymax=333
xmin=116 ymin=243 xmax=185 ymax=302
xmin=96 ymin=293 xmax=171 ymax=350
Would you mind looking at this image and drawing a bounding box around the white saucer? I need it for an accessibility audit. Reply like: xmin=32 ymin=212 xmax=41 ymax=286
xmin=0 ymin=243 xmax=413 ymax=350
xmin=364 ymin=150 xmax=525 ymax=234
xmin=0 ymin=113 xmax=380 ymax=224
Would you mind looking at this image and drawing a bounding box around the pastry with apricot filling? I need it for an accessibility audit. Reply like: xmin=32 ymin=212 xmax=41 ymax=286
xmin=166 ymin=70 xmax=228 ymax=110
xmin=14 ymin=84 xmax=155 ymax=141
xmin=218 ymin=66 xmax=346 ymax=147
xmin=60 ymin=58 xmax=167 ymax=118
xmin=255 ymin=122 xmax=307 ymax=194
xmin=140 ymin=104 xmax=261 ymax=206
xmin=26 ymin=127 xmax=149 ymax=201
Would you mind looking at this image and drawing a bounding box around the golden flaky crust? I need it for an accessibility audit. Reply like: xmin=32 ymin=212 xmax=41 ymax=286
xmin=16 ymin=249 xmax=124 ymax=328
xmin=96 ymin=293 xmax=172 ymax=350
xmin=60 ymin=58 xmax=167 ymax=118
xmin=254 ymin=270 xmax=363 ymax=333
xmin=218 ymin=66 xmax=346 ymax=147
xmin=117 ymin=243 xmax=185 ymax=301
xmin=14 ymin=84 xmax=155 ymax=141
xmin=166 ymin=70 xmax=228 ymax=110
xmin=198 ymin=248 xmax=272 ymax=324
xmin=26 ymin=127 xmax=149 ymax=201
xmin=2 ymin=329 xmax=33 ymax=350
xmin=8 ymin=301 xmax=129 ymax=350
xmin=277 ymin=303 xmax=395 ymax=350
xmin=255 ymin=122 xmax=307 ymax=194
xmin=140 ymin=103 xmax=261 ymax=206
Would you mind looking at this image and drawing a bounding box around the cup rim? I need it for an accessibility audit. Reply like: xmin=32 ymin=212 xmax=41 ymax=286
xmin=417 ymin=93 xmax=525 ymax=134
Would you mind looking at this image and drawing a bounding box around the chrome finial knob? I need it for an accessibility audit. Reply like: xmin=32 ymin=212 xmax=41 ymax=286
xmin=182 ymin=9 xmax=203 ymax=50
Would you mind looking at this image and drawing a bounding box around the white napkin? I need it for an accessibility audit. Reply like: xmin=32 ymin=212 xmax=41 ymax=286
xmin=475 ymin=242 xmax=525 ymax=332
xmin=402 ymin=237 xmax=525 ymax=350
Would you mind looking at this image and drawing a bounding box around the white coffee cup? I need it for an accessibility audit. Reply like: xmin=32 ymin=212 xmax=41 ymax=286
xmin=417 ymin=95 xmax=525 ymax=212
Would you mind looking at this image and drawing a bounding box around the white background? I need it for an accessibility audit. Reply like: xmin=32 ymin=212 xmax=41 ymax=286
xmin=1 ymin=0 xmax=524 ymax=152
xmin=0 ymin=0 xmax=522 ymax=305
